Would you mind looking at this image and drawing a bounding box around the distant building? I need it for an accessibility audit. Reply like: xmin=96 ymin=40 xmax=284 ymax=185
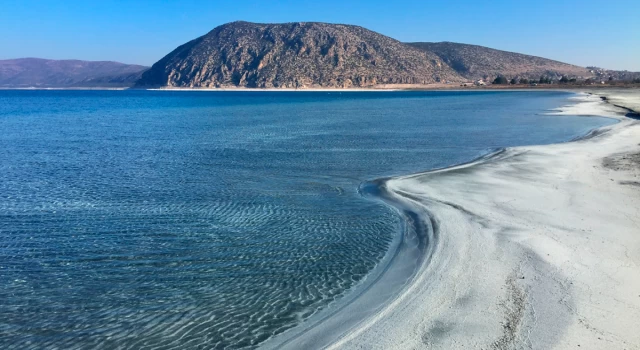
xmin=474 ymin=79 xmax=486 ymax=86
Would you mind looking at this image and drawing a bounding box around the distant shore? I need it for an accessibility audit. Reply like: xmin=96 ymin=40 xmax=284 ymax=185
xmin=0 ymin=87 xmax=129 ymax=90
xmin=148 ymin=84 xmax=640 ymax=92
xmin=3 ymin=84 xmax=639 ymax=91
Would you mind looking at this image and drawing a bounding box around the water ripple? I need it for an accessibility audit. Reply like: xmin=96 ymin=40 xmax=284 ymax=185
xmin=0 ymin=90 xmax=615 ymax=349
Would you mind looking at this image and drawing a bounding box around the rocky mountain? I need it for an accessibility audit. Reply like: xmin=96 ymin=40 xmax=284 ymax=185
xmin=0 ymin=58 xmax=149 ymax=88
xmin=136 ymin=21 xmax=464 ymax=88
xmin=407 ymin=42 xmax=592 ymax=81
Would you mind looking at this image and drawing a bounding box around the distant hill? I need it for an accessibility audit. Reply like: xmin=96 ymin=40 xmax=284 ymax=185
xmin=407 ymin=42 xmax=592 ymax=81
xmin=136 ymin=21 xmax=464 ymax=88
xmin=0 ymin=58 xmax=149 ymax=88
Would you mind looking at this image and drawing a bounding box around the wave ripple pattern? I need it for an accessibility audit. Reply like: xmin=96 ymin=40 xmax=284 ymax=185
xmin=0 ymin=90 xmax=614 ymax=349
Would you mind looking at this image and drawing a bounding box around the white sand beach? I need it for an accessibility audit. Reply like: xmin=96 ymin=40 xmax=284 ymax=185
xmin=265 ymin=90 xmax=640 ymax=349
xmin=327 ymin=91 xmax=640 ymax=349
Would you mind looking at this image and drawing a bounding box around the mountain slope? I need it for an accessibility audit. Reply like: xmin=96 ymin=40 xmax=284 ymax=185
xmin=136 ymin=21 xmax=464 ymax=88
xmin=0 ymin=58 xmax=149 ymax=88
xmin=407 ymin=42 xmax=592 ymax=81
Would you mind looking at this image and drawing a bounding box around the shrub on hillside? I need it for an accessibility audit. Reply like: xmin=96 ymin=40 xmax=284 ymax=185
xmin=539 ymin=76 xmax=551 ymax=84
xmin=493 ymin=76 xmax=508 ymax=84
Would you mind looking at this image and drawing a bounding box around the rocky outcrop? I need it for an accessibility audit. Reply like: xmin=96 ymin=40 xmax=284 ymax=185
xmin=136 ymin=21 xmax=464 ymax=88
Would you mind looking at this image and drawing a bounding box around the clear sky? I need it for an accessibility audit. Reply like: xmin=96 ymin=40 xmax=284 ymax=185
xmin=1 ymin=0 xmax=638 ymax=71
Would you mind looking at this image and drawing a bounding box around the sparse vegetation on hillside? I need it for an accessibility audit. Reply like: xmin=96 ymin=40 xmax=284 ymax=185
xmin=137 ymin=21 xmax=463 ymax=88
xmin=407 ymin=42 xmax=593 ymax=81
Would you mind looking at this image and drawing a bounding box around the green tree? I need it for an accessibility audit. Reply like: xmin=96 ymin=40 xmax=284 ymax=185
xmin=560 ymin=76 xmax=570 ymax=83
xmin=519 ymin=78 xmax=529 ymax=84
xmin=493 ymin=76 xmax=508 ymax=84
xmin=510 ymin=78 xmax=518 ymax=84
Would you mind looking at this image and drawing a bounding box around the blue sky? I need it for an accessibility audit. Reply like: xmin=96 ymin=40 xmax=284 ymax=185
xmin=1 ymin=0 xmax=638 ymax=70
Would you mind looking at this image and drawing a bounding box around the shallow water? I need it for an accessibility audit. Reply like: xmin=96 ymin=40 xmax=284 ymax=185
xmin=0 ymin=90 xmax=615 ymax=349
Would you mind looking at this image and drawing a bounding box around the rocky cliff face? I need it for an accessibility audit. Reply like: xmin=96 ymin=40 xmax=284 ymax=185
xmin=136 ymin=21 xmax=464 ymax=88
xmin=0 ymin=58 xmax=148 ymax=88
xmin=408 ymin=42 xmax=592 ymax=81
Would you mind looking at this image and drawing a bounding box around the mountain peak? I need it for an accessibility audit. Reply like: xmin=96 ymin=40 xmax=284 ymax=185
xmin=136 ymin=21 xmax=463 ymax=88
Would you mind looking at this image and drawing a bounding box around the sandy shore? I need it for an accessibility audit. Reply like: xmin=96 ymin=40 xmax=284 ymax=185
xmin=327 ymin=91 xmax=640 ymax=349
xmin=263 ymin=90 xmax=640 ymax=349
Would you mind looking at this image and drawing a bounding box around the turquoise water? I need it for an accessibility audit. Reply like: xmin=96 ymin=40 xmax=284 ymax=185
xmin=0 ymin=91 xmax=615 ymax=349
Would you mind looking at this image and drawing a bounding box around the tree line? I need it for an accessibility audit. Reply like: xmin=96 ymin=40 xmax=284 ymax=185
xmin=492 ymin=75 xmax=576 ymax=85
xmin=491 ymin=75 xmax=640 ymax=85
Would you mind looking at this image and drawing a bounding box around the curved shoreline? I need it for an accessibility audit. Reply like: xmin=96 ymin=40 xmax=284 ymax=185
xmin=261 ymin=177 xmax=436 ymax=349
xmin=330 ymin=91 xmax=640 ymax=349
xmin=262 ymin=136 xmax=512 ymax=350
xmin=263 ymin=90 xmax=640 ymax=349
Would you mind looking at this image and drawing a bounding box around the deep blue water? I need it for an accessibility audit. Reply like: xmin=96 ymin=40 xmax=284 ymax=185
xmin=0 ymin=90 xmax=615 ymax=349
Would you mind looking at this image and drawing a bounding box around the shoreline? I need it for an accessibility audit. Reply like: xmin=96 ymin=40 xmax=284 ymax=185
xmin=137 ymin=85 xmax=640 ymax=92
xmin=263 ymin=90 xmax=640 ymax=349
xmin=145 ymin=85 xmax=640 ymax=92
xmin=0 ymin=87 xmax=129 ymax=90
xmin=261 ymin=176 xmax=435 ymax=350
xmin=333 ymin=91 xmax=640 ymax=349
xmin=2 ymin=86 xmax=639 ymax=92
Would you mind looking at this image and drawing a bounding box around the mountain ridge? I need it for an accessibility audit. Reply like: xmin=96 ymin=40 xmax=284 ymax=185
xmin=406 ymin=41 xmax=592 ymax=81
xmin=0 ymin=58 xmax=148 ymax=88
xmin=136 ymin=21 xmax=464 ymax=88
